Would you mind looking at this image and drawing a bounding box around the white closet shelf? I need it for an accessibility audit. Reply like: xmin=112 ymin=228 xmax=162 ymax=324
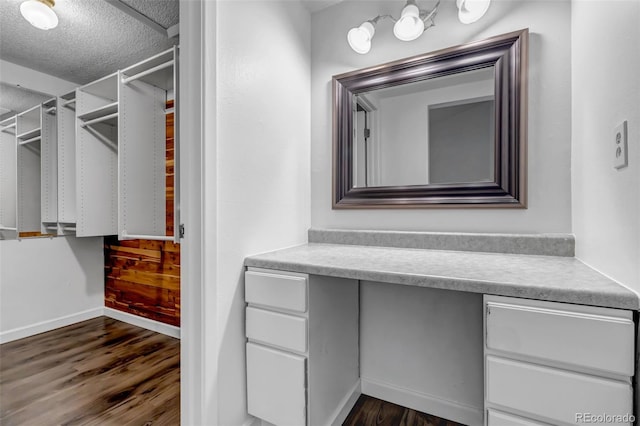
xmin=0 ymin=226 xmax=18 ymax=231
xmin=17 ymin=128 xmax=41 ymax=141
xmin=77 ymin=102 xmax=119 ymax=121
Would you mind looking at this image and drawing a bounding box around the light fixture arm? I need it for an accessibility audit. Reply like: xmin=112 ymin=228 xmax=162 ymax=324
xmin=419 ymin=0 xmax=440 ymax=25
xmin=369 ymin=14 xmax=395 ymax=25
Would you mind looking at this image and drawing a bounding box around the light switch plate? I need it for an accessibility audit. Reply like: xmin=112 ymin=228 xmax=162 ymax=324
xmin=614 ymin=121 xmax=628 ymax=169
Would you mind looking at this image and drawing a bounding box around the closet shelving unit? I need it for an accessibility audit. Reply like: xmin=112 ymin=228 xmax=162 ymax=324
xmin=0 ymin=116 xmax=18 ymax=240
xmin=57 ymin=91 xmax=77 ymax=235
xmin=41 ymin=98 xmax=58 ymax=235
xmin=118 ymin=46 xmax=179 ymax=243
xmin=1 ymin=46 xmax=180 ymax=242
xmin=76 ymin=72 xmax=119 ymax=237
xmin=16 ymin=105 xmax=44 ymax=237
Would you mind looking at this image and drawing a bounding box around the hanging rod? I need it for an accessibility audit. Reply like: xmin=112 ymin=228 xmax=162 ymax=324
xmin=80 ymin=112 xmax=118 ymax=128
xmin=1 ymin=123 xmax=16 ymax=132
xmin=45 ymin=225 xmax=58 ymax=230
xmin=121 ymin=60 xmax=174 ymax=84
xmin=45 ymin=107 xmax=57 ymax=115
xmin=18 ymin=135 xmax=41 ymax=145
xmin=62 ymin=226 xmax=77 ymax=231
xmin=62 ymin=99 xmax=76 ymax=107
xmin=122 ymin=231 xmax=174 ymax=241
xmin=83 ymin=125 xmax=118 ymax=153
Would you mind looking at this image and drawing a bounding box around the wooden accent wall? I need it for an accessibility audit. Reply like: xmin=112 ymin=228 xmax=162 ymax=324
xmin=104 ymin=102 xmax=180 ymax=327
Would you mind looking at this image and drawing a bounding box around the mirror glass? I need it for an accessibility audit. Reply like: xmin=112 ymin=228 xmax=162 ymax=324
xmin=333 ymin=29 xmax=528 ymax=208
xmin=352 ymin=66 xmax=495 ymax=188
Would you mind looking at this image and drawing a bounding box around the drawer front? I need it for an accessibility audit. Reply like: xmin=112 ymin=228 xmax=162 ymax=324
xmin=486 ymin=300 xmax=634 ymax=377
xmin=486 ymin=356 xmax=633 ymax=426
xmin=247 ymin=342 xmax=307 ymax=426
xmin=245 ymin=270 xmax=307 ymax=313
xmin=487 ymin=409 xmax=550 ymax=426
xmin=246 ymin=306 xmax=307 ymax=353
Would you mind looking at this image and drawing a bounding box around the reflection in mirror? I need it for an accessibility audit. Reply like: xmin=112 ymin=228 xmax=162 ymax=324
xmin=352 ymin=67 xmax=495 ymax=188
xmin=333 ymin=29 xmax=528 ymax=208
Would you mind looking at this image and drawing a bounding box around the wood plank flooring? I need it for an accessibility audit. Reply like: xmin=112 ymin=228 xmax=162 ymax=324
xmin=344 ymin=395 xmax=464 ymax=426
xmin=0 ymin=317 xmax=179 ymax=426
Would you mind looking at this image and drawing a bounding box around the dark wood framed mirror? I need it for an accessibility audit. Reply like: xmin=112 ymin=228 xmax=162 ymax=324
xmin=332 ymin=29 xmax=528 ymax=208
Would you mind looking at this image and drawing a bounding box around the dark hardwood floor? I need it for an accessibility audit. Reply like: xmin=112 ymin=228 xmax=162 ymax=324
xmin=344 ymin=395 xmax=464 ymax=426
xmin=0 ymin=317 xmax=179 ymax=426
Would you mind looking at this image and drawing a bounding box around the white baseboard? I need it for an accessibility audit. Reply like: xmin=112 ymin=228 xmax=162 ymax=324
xmin=0 ymin=307 xmax=103 ymax=344
xmin=330 ymin=380 xmax=361 ymax=426
xmin=361 ymin=377 xmax=483 ymax=426
xmin=104 ymin=307 xmax=180 ymax=339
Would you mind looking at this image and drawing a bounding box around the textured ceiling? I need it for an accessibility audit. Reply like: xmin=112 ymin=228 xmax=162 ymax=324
xmin=0 ymin=0 xmax=179 ymax=86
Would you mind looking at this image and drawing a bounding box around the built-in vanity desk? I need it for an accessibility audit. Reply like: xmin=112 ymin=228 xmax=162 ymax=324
xmin=244 ymin=230 xmax=639 ymax=426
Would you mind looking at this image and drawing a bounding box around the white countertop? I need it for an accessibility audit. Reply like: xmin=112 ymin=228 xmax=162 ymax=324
xmin=245 ymin=243 xmax=638 ymax=310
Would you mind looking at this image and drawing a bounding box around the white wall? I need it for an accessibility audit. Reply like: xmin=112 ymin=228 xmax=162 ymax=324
xmin=0 ymin=62 xmax=103 ymax=344
xmin=360 ymin=282 xmax=484 ymax=424
xmin=0 ymin=236 xmax=104 ymax=342
xmin=201 ymin=1 xmax=311 ymax=424
xmin=0 ymin=60 xmax=79 ymax=97
xmin=310 ymin=1 xmax=572 ymax=421
xmin=312 ymin=0 xmax=572 ymax=233
xmin=571 ymin=0 xmax=640 ymax=293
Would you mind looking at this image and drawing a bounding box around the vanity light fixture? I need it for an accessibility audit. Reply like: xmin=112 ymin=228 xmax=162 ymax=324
xmin=20 ymin=0 xmax=58 ymax=30
xmin=457 ymin=0 xmax=491 ymax=24
xmin=347 ymin=0 xmax=491 ymax=54
xmin=393 ymin=1 xmax=426 ymax=41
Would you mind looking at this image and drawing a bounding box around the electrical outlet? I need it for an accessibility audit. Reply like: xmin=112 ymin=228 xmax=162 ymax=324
xmin=614 ymin=121 xmax=628 ymax=169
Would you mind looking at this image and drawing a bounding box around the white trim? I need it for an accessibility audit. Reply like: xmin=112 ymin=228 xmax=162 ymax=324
xmin=179 ymin=0 xmax=207 ymax=424
xmin=104 ymin=307 xmax=180 ymax=339
xmin=0 ymin=307 xmax=103 ymax=344
xmin=361 ymin=377 xmax=483 ymax=426
xmin=330 ymin=380 xmax=361 ymax=426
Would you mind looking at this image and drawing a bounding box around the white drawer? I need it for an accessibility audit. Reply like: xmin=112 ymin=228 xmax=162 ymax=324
xmin=246 ymin=306 xmax=307 ymax=353
xmin=245 ymin=270 xmax=307 ymax=313
xmin=487 ymin=409 xmax=550 ymax=426
xmin=247 ymin=342 xmax=307 ymax=426
xmin=486 ymin=298 xmax=634 ymax=377
xmin=486 ymin=356 xmax=633 ymax=426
